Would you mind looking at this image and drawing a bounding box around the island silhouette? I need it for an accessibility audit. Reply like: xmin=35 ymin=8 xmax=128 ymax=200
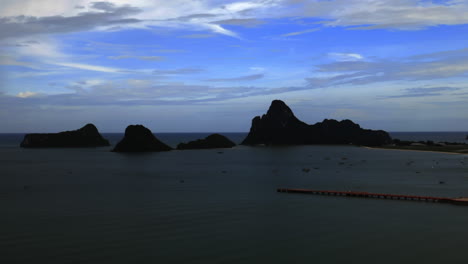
xmin=242 ymin=100 xmax=391 ymax=146
xmin=20 ymin=123 xmax=110 ymax=148
xmin=112 ymin=125 xmax=172 ymax=152
xmin=20 ymin=99 xmax=396 ymax=150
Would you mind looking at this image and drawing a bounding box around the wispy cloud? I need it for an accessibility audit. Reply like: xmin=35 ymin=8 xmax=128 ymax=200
xmin=206 ymin=73 xmax=264 ymax=82
xmin=54 ymin=62 xmax=123 ymax=73
xmin=108 ymin=55 xmax=165 ymax=61
xmin=292 ymin=0 xmax=468 ymax=30
xmin=281 ymin=28 xmax=319 ymax=37
xmin=384 ymin=86 xmax=462 ymax=99
xmin=153 ymin=68 xmax=203 ymax=75
xmin=328 ymin=52 xmax=364 ymax=62
xmin=0 ymin=55 xmax=38 ymax=69
xmin=307 ymin=48 xmax=468 ymax=88
xmin=16 ymin=91 xmax=39 ymax=98
xmin=3 ymin=0 xmax=468 ymax=43
xmin=203 ymin=23 xmax=239 ymax=38
xmin=1 ymin=78 xmax=302 ymax=107
xmin=213 ymin=18 xmax=265 ymax=27
xmin=0 ymin=3 xmax=141 ymax=40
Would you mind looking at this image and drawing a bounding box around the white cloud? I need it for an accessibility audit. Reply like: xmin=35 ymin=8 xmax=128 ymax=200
xmin=0 ymin=0 xmax=286 ymax=40
xmin=108 ymin=55 xmax=165 ymax=61
xmin=2 ymin=0 xmax=468 ymax=41
xmin=2 ymin=38 xmax=127 ymax=74
xmin=213 ymin=18 xmax=265 ymax=28
xmin=222 ymin=1 xmax=266 ymax=13
xmin=328 ymin=52 xmax=364 ymax=61
xmin=294 ymin=0 xmax=468 ymax=30
xmin=0 ymin=0 xmax=87 ymax=17
xmin=307 ymin=48 xmax=468 ymax=88
xmin=17 ymin=91 xmax=39 ymax=98
xmin=203 ymin=23 xmax=239 ymax=38
xmin=12 ymin=38 xmax=64 ymax=60
xmin=281 ymin=28 xmax=319 ymax=37
xmin=54 ymin=62 xmax=122 ymax=73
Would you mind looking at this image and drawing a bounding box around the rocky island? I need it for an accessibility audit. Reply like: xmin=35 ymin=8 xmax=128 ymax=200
xmin=241 ymin=100 xmax=391 ymax=146
xmin=112 ymin=125 xmax=172 ymax=152
xmin=177 ymin=134 xmax=236 ymax=150
xmin=20 ymin=123 xmax=110 ymax=148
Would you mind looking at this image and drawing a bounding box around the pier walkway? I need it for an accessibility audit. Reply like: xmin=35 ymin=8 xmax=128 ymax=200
xmin=277 ymin=188 xmax=468 ymax=206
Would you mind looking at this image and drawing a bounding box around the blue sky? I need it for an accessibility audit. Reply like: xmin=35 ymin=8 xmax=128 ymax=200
xmin=1 ymin=0 xmax=468 ymax=132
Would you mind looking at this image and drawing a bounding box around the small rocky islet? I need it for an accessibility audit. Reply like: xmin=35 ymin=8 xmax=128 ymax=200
xmin=25 ymin=99 xmax=467 ymax=152
xmin=20 ymin=123 xmax=110 ymax=148
xmin=177 ymin=134 xmax=236 ymax=150
xmin=112 ymin=125 xmax=172 ymax=152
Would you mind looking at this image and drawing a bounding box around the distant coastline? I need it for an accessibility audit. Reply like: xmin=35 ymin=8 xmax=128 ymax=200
xmin=0 ymin=132 xmax=466 ymax=148
xmin=371 ymin=144 xmax=468 ymax=154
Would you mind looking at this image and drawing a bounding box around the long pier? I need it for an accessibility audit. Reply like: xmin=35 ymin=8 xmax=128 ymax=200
xmin=277 ymin=188 xmax=468 ymax=206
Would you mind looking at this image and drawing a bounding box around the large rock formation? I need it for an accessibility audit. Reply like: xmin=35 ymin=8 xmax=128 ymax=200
xmin=177 ymin=134 xmax=236 ymax=150
xmin=241 ymin=100 xmax=392 ymax=146
xmin=20 ymin=123 xmax=110 ymax=148
xmin=112 ymin=125 xmax=172 ymax=152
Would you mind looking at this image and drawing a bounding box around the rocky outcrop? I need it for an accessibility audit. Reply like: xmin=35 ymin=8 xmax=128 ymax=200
xmin=20 ymin=123 xmax=110 ymax=148
xmin=177 ymin=134 xmax=236 ymax=150
xmin=241 ymin=100 xmax=392 ymax=146
xmin=112 ymin=125 xmax=172 ymax=152
xmin=241 ymin=100 xmax=309 ymax=145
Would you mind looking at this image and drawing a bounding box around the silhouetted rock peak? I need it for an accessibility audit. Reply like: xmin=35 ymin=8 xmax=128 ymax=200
xmin=20 ymin=123 xmax=110 ymax=148
xmin=80 ymin=123 xmax=99 ymax=134
xmin=112 ymin=125 xmax=172 ymax=152
xmin=262 ymin=100 xmax=305 ymax=127
xmin=242 ymin=100 xmax=391 ymax=146
xmin=267 ymin=100 xmax=293 ymax=118
xmin=177 ymin=133 xmax=236 ymax=150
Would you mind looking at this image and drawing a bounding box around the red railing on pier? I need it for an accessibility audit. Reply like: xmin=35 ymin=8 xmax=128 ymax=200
xmin=277 ymin=188 xmax=468 ymax=206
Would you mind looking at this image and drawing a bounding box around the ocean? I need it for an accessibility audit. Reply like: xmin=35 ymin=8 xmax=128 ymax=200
xmin=1 ymin=132 xmax=468 ymax=263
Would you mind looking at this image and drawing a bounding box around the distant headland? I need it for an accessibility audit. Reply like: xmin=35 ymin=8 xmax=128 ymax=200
xmin=242 ymin=100 xmax=392 ymax=146
xmin=20 ymin=123 xmax=110 ymax=148
xmin=19 ymin=100 xmax=395 ymax=150
xmin=21 ymin=100 xmax=466 ymax=152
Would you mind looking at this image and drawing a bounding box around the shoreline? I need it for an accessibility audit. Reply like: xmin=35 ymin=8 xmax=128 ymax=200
xmin=364 ymin=146 xmax=468 ymax=155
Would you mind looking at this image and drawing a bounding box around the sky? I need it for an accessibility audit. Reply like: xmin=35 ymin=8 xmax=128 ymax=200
xmin=1 ymin=0 xmax=468 ymax=132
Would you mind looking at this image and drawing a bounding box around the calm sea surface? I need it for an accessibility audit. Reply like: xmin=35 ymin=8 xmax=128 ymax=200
xmin=1 ymin=132 xmax=468 ymax=263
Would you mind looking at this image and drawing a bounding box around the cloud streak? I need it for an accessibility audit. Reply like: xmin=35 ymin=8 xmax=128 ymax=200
xmin=0 ymin=3 xmax=141 ymax=40
xmin=383 ymin=86 xmax=462 ymax=98
xmin=281 ymin=28 xmax=319 ymax=37
xmin=307 ymin=48 xmax=468 ymax=88
xmin=328 ymin=52 xmax=364 ymax=62
xmin=153 ymin=68 xmax=203 ymax=75
xmin=292 ymin=0 xmax=468 ymax=30
xmin=54 ymin=62 xmax=124 ymax=73
xmin=3 ymin=0 xmax=468 ymax=43
xmin=108 ymin=55 xmax=165 ymax=61
xmin=206 ymin=73 xmax=264 ymax=82
xmin=0 ymin=77 xmax=305 ymax=108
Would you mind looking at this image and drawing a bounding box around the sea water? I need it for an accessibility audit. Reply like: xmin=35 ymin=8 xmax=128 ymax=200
xmin=1 ymin=132 xmax=468 ymax=263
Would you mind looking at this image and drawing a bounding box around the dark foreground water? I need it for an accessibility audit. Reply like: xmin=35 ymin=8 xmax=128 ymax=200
xmin=1 ymin=133 xmax=468 ymax=263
